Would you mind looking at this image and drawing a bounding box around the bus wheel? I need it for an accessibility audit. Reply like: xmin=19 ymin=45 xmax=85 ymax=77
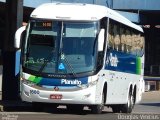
xmin=91 ymin=92 xmax=105 ymax=114
xmin=121 ymin=91 xmax=134 ymax=113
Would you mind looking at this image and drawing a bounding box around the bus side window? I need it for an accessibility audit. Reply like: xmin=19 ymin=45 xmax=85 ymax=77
xmin=120 ymin=27 xmax=126 ymax=52
xmin=137 ymin=35 xmax=144 ymax=56
xmin=130 ymin=32 xmax=144 ymax=56
xmin=125 ymin=29 xmax=132 ymax=53
xmin=108 ymin=23 xmax=114 ymax=49
xmin=113 ymin=24 xmax=120 ymax=51
xmin=139 ymin=35 xmax=144 ymax=56
xmin=131 ymin=32 xmax=138 ymax=56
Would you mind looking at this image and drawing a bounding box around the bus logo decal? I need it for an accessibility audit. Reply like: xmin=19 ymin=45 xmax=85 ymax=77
xmin=58 ymin=63 xmax=65 ymax=70
xmin=106 ymin=53 xmax=119 ymax=67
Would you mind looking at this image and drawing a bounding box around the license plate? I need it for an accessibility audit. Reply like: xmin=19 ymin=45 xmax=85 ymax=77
xmin=50 ymin=94 xmax=62 ymax=99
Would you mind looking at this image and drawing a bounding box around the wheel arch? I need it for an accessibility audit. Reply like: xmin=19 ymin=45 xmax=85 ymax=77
xmin=133 ymin=85 xmax=137 ymax=104
xmin=126 ymin=83 xmax=133 ymax=103
xmin=103 ymin=82 xmax=107 ymax=103
xmin=95 ymin=78 xmax=107 ymax=104
xmin=129 ymin=84 xmax=133 ymax=94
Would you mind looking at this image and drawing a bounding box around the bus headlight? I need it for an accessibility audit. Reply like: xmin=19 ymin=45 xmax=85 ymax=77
xmin=77 ymin=84 xmax=89 ymax=89
xmin=21 ymin=78 xmax=36 ymax=87
xmin=89 ymin=80 xmax=98 ymax=86
xmin=83 ymin=93 xmax=91 ymax=100
xmin=77 ymin=80 xmax=98 ymax=89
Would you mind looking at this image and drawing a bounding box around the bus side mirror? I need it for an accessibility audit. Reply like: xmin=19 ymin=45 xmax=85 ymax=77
xmin=14 ymin=26 xmax=26 ymax=49
xmin=98 ymin=29 xmax=105 ymax=51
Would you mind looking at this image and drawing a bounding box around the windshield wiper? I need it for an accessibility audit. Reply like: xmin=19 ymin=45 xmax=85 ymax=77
xmin=38 ymin=49 xmax=55 ymax=74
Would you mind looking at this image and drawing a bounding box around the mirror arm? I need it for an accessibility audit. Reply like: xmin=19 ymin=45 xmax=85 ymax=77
xmin=98 ymin=29 xmax=105 ymax=51
xmin=14 ymin=26 xmax=26 ymax=49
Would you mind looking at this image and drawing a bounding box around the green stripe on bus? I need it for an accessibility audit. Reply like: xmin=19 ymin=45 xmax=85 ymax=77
xmin=136 ymin=57 xmax=141 ymax=74
xmin=28 ymin=75 xmax=42 ymax=84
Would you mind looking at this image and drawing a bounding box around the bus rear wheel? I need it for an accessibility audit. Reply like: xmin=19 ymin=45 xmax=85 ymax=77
xmin=121 ymin=91 xmax=134 ymax=113
xmin=91 ymin=92 xmax=105 ymax=114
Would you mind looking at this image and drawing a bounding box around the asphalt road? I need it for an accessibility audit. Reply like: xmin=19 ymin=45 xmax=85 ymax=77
xmin=0 ymin=91 xmax=160 ymax=120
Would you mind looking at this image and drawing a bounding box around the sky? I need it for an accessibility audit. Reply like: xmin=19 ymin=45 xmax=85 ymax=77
xmin=0 ymin=0 xmax=107 ymax=8
xmin=24 ymin=0 xmax=95 ymax=7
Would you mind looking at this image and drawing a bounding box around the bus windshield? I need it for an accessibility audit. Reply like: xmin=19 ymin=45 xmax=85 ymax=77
xmin=22 ymin=20 xmax=99 ymax=76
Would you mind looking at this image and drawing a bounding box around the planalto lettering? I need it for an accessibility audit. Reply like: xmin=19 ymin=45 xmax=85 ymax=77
xmin=61 ymin=79 xmax=82 ymax=85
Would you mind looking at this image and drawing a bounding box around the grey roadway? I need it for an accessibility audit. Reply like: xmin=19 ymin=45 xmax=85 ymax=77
xmin=0 ymin=91 xmax=160 ymax=120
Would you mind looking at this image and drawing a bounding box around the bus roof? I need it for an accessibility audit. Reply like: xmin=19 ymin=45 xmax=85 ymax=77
xmin=31 ymin=3 xmax=143 ymax=32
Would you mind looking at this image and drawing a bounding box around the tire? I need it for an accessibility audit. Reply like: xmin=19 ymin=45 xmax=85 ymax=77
xmin=91 ymin=92 xmax=105 ymax=114
xmin=121 ymin=91 xmax=134 ymax=113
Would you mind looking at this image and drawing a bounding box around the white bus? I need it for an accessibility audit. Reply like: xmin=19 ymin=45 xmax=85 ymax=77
xmin=15 ymin=3 xmax=145 ymax=114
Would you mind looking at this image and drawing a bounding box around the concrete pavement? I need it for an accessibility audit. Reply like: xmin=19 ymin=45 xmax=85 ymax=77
xmin=142 ymin=91 xmax=160 ymax=102
xmin=0 ymin=90 xmax=159 ymax=112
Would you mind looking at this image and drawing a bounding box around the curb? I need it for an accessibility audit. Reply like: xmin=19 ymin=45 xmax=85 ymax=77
xmin=0 ymin=104 xmax=3 ymax=111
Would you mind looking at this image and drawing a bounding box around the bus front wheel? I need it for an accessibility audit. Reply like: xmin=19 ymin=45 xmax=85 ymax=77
xmin=91 ymin=92 xmax=105 ymax=114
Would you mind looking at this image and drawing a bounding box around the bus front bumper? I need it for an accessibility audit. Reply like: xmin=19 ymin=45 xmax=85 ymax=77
xmin=21 ymin=83 xmax=97 ymax=105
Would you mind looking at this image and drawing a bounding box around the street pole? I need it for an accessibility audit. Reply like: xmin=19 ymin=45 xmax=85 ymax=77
xmin=2 ymin=0 xmax=23 ymax=100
